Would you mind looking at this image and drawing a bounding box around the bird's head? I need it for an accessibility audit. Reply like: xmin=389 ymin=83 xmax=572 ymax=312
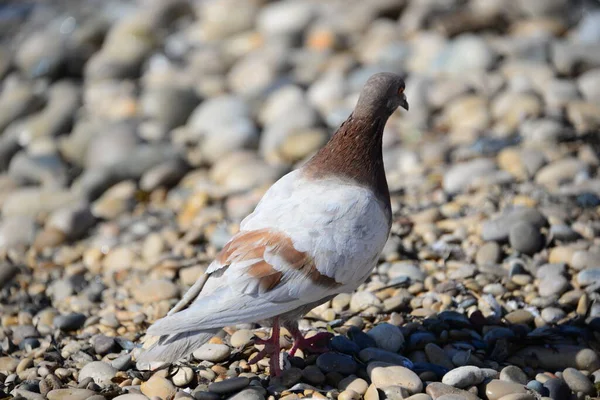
xmin=354 ymin=72 xmax=409 ymax=119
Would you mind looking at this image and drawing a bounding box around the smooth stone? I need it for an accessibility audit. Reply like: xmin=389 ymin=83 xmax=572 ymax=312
xmin=207 ymin=377 xmax=249 ymax=395
xmin=482 ymin=208 xmax=547 ymax=242
xmin=316 ymin=353 xmax=358 ymax=375
xmin=425 ymin=383 xmax=480 ymax=400
xmin=540 ymin=307 xmax=565 ymax=324
xmin=484 ymin=380 xmax=528 ymax=400
xmin=509 ymin=345 xmax=600 ymax=371
xmin=535 ymin=158 xmax=588 ymax=187
xmin=350 ymin=291 xmax=381 ymax=312
xmin=405 ymin=395 xmax=432 ymax=400
xmin=359 ymin=348 xmax=413 ymax=367
xmin=476 ymin=242 xmax=502 ymax=266
xmin=499 ymin=366 xmax=528 ymax=385
xmin=302 ymin=365 xmax=325 ymax=386
xmin=172 ymin=366 xmax=194 ymax=387
xmin=331 ymin=336 xmax=361 ymax=355
xmin=387 ymin=262 xmax=426 ymax=282
xmin=542 ymin=378 xmax=570 ymax=399
xmin=141 ymin=375 xmax=176 ymax=400
xmin=186 ymin=96 xmax=258 ymax=164
xmin=78 ymin=361 xmax=117 ymax=387
xmin=538 ymin=275 xmax=569 ymax=297
xmin=443 ymin=159 xmax=496 ymax=194
xmin=192 ymin=344 xmax=231 ymax=363
xmin=112 ymin=395 xmax=150 ymax=400
xmin=46 ymin=389 xmax=96 ymax=400
xmin=230 ymin=330 xmax=254 ymax=348
xmin=111 ymin=354 xmax=132 ymax=371
xmin=442 ymin=366 xmax=485 ymax=388
xmin=497 ymin=395 xmax=535 ymax=400
xmin=424 ymin=343 xmax=454 ymax=370
xmin=226 ymin=388 xmax=265 ymax=400
xmin=93 ymin=335 xmax=119 ymax=356
xmin=0 ymin=356 xmax=19 ymax=374
xmin=509 ymin=222 xmax=544 ymax=255
xmin=0 ymin=215 xmax=36 ymax=250
xmin=53 ymin=313 xmax=86 ymax=331
xmin=367 ymin=362 xmax=423 ymax=394
xmin=562 ymin=367 xmax=594 ymax=394
xmin=132 ymin=280 xmax=179 ymax=303
xmin=504 ymin=309 xmax=535 ymax=325
xmin=367 ymin=323 xmax=404 ymax=353
xmin=338 ymin=376 xmax=368 ymax=395
xmin=338 ymin=389 xmax=361 ymax=400
xmin=381 ymin=386 xmax=410 ymax=400
xmin=577 ymin=268 xmax=600 ymax=287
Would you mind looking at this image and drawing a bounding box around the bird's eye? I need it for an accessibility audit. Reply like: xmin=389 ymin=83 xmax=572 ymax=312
xmin=398 ymin=87 xmax=404 ymax=95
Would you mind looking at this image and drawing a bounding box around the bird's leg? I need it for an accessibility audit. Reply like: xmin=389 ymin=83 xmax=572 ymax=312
xmin=284 ymin=321 xmax=333 ymax=357
xmin=249 ymin=317 xmax=282 ymax=377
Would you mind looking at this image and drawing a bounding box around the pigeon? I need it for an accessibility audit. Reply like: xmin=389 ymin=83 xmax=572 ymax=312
xmin=138 ymin=72 xmax=409 ymax=375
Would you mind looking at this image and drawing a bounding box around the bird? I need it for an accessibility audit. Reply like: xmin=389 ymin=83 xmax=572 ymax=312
xmin=138 ymin=72 xmax=409 ymax=376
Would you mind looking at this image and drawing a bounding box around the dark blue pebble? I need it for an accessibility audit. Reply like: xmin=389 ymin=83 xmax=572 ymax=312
xmin=331 ymin=335 xmax=361 ymax=355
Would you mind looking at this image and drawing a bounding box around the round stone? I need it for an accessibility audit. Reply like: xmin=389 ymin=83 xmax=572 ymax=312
xmin=230 ymin=329 xmax=254 ymax=348
xmin=499 ymin=366 xmax=528 ymax=385
xmin=367 ymin=362 xmax=423 ymax=394
xmin=192 ymin=343 xmax=231 ymax=362
xmin=509 ymin=222 xmax=544 ymax=255
xmin=172 ymin=366 xmax=194 ymax=387
xmin=442 ymin=366 xmax=485 ymax=388
xmin=366 ymin=323 xmax=404 ymax=353
xmin=208 ymin=377 xmax=250 ymax=394
xmin=562 ymin=367 xmax=594 ymax=394
xmin=78 ymin=361 xmax=117 ymax=387
xmin=141 ymin=375 xmax=176 ymax=400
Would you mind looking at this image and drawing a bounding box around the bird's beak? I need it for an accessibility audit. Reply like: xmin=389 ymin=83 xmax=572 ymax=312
xmin=400 ymin=93 xmax=409 ymax=111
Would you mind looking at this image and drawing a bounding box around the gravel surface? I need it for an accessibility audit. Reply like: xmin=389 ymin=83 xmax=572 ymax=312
xmin=1 ymin=0 xmax=600 ymax=399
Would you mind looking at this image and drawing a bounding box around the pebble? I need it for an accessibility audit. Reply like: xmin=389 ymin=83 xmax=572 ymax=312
xmin=141 ymin=375 xmax=177 ymax=400
xmin=562 ymin=368 xmax=594 ymax=394
xmin=53 ymin=313 xmax=87 ymax=331
xmin=226 ymin=388 xmax=265 ymax=400
xmin=499 ymin=366 xmax=528 ymax=385
xmin=316 ymin=353 xmax=358 ymax=375
xmin=46 ymin=389 xmax=97 ymax=400
xmin=509 ymin=222 xmax=544 ymax=255
xmin=78 ymin=361 xmax=117 ymax=387
xmin=339 ymin=376 xmax=368 ymax=395
xmin=193 ymin=344 xmax=231 ymax=363
xmin=230 ymin=329 xmax=254 ymax=348
xmin=425 ymin=383 xmax=480 ymax=400
xmin=172 ymin=366 xmax=194 ymax=387
xmin=442 ymin=366 xmax=485 ymax=388
xmin=367 ymin=323 xmax=404 ymax=353
xmin=208 ymin=377 xmax=250 ymax=394
xmin=132 ymin=279 xmax=179 ymax=303
xmin=482 ymin=208 xmax=547 ymax=242
xmin=484 ymin=380 xmax=528 ymax=400
xmin=367 ymin=362 xmax=423 ymax=394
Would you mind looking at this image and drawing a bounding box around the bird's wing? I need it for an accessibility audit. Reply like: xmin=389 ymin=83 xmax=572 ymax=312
xmin=147 ymin=170 xmax=390 ymax=336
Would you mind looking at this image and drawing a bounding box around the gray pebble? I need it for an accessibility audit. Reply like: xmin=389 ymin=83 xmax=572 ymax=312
xmin=208 ymin=377 xmax=250 ymax=394
xmin=509 ymin=222 xmax=544 ymax=255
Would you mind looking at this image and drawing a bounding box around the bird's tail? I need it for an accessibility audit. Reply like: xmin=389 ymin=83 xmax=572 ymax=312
xmin=137 ymin=329 xmax=219 ymax=365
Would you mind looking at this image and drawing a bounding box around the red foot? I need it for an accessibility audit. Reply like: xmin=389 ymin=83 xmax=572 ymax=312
xmin=249 ymin=318 xmax=282 ymax=377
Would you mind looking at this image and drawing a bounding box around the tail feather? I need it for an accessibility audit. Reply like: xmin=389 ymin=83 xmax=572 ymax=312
xmin=137 ymin=330 xmax=218 ymax=365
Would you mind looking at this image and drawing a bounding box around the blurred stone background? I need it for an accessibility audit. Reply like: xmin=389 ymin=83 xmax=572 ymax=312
xmin=1 ymin=0 xmax=600 ymax=399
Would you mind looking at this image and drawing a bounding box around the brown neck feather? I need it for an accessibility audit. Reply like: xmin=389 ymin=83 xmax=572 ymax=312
xmin=303 ymin=113 xmax=391 ymax=212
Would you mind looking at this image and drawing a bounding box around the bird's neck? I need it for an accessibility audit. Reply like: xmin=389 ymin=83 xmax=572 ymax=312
xmin=303 ymin=113 xmax=391 ymax=210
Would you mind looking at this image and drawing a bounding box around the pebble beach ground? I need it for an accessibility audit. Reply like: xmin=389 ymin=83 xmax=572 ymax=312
xmin=1 ymin=0 xmax=600 ymax=399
